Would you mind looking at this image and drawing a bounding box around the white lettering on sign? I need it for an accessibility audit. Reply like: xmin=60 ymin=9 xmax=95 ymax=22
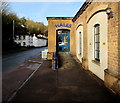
xmin=55 ymin=23 xmax=72 ymax=28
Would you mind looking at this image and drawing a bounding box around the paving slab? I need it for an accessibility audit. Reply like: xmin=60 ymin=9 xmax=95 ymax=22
xmin=10 ymin=53 xmax=120 ymax=103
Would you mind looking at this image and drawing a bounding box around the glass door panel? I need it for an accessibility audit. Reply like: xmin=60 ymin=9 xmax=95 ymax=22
xmin=57 ymin=29 xmax=70 ymax=52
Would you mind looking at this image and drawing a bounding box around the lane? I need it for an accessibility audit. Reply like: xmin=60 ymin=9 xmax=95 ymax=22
xmin=2 ymin=47 xmax=47 ymax=73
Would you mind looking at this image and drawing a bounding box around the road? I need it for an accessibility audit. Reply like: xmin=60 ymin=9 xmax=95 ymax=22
xmin=2 ymin=47 xmax=47 ymax=73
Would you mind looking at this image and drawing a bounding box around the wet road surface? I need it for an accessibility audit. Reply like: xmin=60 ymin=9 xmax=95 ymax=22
xmin=2 ymin=47 xmax=47 ymax=73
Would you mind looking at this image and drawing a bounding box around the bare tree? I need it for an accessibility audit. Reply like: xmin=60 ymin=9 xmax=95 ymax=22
xmin=0 ymin=0 xmax=10 ymax=14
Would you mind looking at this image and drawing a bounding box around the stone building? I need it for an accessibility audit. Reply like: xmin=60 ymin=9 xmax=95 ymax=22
xmin=47 ymin=17 xmax=73 ymax=53
xmin=47 ymin=1 xmax=120 ymax=96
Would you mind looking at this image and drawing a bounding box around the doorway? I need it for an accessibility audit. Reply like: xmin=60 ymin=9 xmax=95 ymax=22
xmin=56 ymin=29 xmax=70 ymax=52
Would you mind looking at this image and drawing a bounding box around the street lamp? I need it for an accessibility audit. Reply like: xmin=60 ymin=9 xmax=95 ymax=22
xmin=106 ymin=8 xmax=114 ymax=19
xmin=13 ymin=20 xmax=15 ymax=40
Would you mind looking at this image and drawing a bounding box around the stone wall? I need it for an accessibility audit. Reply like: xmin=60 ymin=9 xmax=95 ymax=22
xmin=72 ymin=1 xmax=120 ymax=95
xmin=47 ymin=17 xmax=73 ymax=58
xmin=47 ymin=1 xmax=120 ymax=95
xmin=104 ymin=2 xmax=120 ymax=96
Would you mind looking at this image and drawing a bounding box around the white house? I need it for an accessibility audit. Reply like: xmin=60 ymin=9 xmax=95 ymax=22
xmin=14 ymin=34 xmax=47 ymax=47
xmin=33 ymin=34 xmax=47 ymax=47
xmin=14 ymin=35 xmax=33 ymax=47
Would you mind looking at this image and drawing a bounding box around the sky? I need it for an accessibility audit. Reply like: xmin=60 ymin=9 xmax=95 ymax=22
xmin=10 ymin=2 xmax=84 ymax=25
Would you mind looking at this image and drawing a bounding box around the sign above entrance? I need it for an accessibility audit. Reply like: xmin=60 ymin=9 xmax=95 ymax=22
xmin=55 ymin=23 xmax=72 ymax=28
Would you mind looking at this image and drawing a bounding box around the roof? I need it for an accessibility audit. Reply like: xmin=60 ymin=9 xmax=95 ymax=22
xmin=46 ymin=0 xmax=92 ymax=22
xmin=72 ymin=0 xmax=92 ymax=22
xmin=33 ymin=34 xmax=47 ymax=40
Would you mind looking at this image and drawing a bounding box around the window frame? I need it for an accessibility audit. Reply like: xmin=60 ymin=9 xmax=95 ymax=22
xmin=94 ymin=24 xmax=100 ymax=62
xmin=79 ymin=32 xmax=82 ymax=55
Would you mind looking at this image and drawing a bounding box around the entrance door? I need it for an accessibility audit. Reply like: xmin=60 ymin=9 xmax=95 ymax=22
xmin=57 ymin=29 xmax=70 ymax=52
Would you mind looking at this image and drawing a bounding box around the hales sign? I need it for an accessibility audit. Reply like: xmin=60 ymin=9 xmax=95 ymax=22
xmin=55 ymin=23 xmax=72 ymax=28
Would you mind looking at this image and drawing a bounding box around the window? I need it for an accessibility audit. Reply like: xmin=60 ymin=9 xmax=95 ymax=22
xmin=79 ymin=32 xmax=82 ymax=54
xmin=23 ymin=36 xmax=25 ymax=39
xmin=64 ymin=36 xmax=68 ymax=45
xmin=57 ymin=29 xmax=70 ymax=35
xmin=94 ymin=24 xmax=100 ymax=61
xmin=23 ymin=42 xmax=26 ymax=46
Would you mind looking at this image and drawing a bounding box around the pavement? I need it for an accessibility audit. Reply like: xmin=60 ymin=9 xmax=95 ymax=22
xmin=2 ymin=54 xmax=43 ymax=102
xmin=2 ymin=53 xmax=120 ymax=103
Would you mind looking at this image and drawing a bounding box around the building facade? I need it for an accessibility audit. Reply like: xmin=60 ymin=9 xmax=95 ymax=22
xmin=33 ymin=34 xmax=47 ymax=47
xmin=47 ymin=17 xmax=73 ymax=53
xmin=14 ymin=35 xmax=33 ymax=47
xmin=14 ymin=34 xmax=47 ymax=47
xmin=47 ymin=1 xmax=120 ymax=96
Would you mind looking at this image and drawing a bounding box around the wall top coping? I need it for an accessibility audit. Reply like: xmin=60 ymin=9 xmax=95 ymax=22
xmin=72 ymin=1 xmax=92 ymax=22
xmin=46 ymin=17 xmax=73 ymax=20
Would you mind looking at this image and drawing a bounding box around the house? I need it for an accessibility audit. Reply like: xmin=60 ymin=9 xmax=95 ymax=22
xmin=14 ymin=35 xmax=33 ymax=47
xmin=14 ymin=34 xmax=47 ymax=47
xmin=47 ymin=1 xmax=120 ymax=96
xmin=33 ymin=34 xmax=47 ymax=47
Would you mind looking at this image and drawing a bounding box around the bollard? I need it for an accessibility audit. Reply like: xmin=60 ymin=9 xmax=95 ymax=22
xmin=53 ymin=57 xmax=57 ymax=70
xmin=52 ymin=52 xmax=57 ymax=70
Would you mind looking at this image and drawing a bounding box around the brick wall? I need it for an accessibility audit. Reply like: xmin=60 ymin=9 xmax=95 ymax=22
xmin=107 ymin=2 xmax=119 ymax=72
xmin=105 ymin=2 xmax=120 ymax=96
xmin=73 ymin=2 xmax=120 ymax=95
xmin=118 ymin=1 xmax=120 ymax=74
xmin=47 ymin=17 xmax=73 ymax=58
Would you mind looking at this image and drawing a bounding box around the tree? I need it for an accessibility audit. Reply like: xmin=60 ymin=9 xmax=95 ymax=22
xmin=2 ymin=1 xmax=48 ymax=52
xmin=25 ymin=19 xmax=48 ymax=35
xmin=2 ymin=9 xmax=28 ymax=51
xmin=2 ymin=12 xmax=19 ymax=51
xmin=0 ymin=1 xmax=10 ymax=14
xmin=19 ymin=17 xmax=26 ymax=26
